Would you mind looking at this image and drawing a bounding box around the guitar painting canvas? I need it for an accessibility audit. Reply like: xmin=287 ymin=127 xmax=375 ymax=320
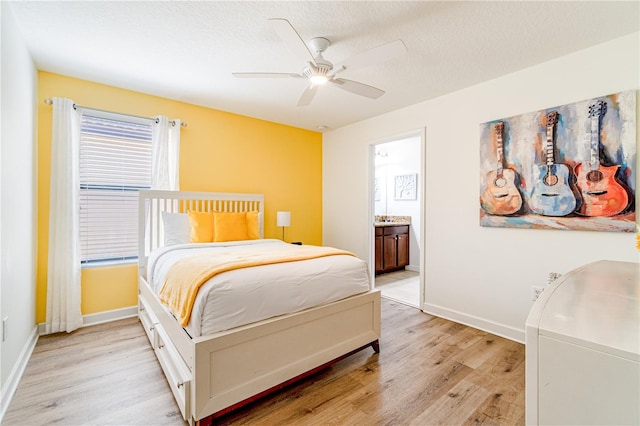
xmin=480 ymin=90 xmax=636 ymax=232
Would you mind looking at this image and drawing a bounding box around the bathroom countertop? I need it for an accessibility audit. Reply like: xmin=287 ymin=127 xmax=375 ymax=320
xmin=374 ymin=215 xmax=411 ymax=227
xmin=374 ymin=221 xmax=411 ymax=227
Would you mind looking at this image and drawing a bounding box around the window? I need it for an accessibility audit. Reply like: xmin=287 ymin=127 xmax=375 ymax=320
xmin=79 ymin=113 xmax=152 ymax=265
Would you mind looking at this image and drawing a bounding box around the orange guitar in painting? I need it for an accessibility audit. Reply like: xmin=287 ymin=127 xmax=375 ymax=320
xmin=575 ymin=100 xmax=629 ymax=217
xmin=480 ymin=121 xmax=523 ymax=215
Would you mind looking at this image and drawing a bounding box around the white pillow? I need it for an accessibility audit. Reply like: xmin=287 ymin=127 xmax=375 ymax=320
xmin=162 ymin=212 xmax=190 ymax=246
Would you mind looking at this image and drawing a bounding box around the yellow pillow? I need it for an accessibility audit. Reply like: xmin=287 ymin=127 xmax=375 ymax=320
xmin=187 ymin=210 xmax=214 ymax=243
xmin=246 ymin=211 xmax=260 ymax=240
xmin=213 ymin=211 xmax=248 ymax=242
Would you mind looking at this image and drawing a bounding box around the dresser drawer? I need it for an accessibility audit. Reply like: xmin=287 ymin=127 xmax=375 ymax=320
xmin=138 ymin=295 xmax=158 ymax=345
xmin=383 ymin=225 xmax=409 ymax=235
xmin=155 ymin=325 xmax=192 ymax=421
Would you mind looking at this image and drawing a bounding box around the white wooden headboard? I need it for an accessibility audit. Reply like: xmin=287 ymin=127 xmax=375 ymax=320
xmin=138 ymin=190 xmax=265 ymax=276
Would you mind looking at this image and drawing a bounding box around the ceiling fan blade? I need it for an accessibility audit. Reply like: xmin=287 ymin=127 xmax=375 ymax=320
xmin=333 ymin=40 xmax=407 ymax=75
xmin=329 ymin=78 xmax=385 ymax=99
xmin=297 ymin=85 xmax=319 ymax=107
xmin=233 ymin=72 xmax=302 ymax=78
xmin=269 ymin=18 xmax=317 ymax=66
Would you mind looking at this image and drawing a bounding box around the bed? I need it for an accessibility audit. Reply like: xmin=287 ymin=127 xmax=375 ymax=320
xmin=137 ymin=190 xmax=381 ymax=425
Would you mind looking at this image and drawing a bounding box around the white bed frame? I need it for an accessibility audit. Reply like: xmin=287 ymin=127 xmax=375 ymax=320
xmin=137 ymin=190 xmax=381 ymax=425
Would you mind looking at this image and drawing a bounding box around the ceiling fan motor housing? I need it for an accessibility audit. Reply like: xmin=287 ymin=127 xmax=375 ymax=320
xmin=304 ymin=63 xmax=332 ymax=79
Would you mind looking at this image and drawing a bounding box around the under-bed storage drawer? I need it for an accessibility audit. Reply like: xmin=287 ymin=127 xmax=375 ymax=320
xmin=155 ymin=325 xmax=192 ymax=422
xmin=138 ymin=295 xmax=157 ymax=345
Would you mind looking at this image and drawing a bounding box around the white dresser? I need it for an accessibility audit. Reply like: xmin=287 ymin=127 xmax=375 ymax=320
xmin=525 ymin=260 xmax=639 ymax=425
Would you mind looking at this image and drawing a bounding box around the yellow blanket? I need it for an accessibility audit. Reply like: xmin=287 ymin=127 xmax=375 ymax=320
xmin=158 ymin=244 xmax=355 ymax=326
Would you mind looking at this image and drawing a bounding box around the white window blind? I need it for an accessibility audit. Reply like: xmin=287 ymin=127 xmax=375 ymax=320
xmin=79 ymin=113 xmax=152 ymax=265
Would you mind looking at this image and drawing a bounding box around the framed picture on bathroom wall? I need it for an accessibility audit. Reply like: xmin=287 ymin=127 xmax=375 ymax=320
xmin=479 ymin=90 xmax=636 ymax=232
xmin=394 ymin=174 xmax=417 ymax=200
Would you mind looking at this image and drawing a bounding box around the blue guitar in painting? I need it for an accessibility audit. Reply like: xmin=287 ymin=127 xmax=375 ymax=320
xmin=529 ymin=111 xmax=577 ymax=216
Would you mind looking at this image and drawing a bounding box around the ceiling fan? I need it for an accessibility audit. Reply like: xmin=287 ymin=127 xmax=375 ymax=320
xmin=233 ymin=18 xmax=407 ymax=107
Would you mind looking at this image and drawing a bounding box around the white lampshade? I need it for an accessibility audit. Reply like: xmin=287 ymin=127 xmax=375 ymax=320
xmin=276 ymin=211 xmax=291 ymax=227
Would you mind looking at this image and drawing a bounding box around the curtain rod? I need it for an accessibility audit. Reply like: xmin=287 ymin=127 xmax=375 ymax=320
xmin=44 ymin=98 xmax=187 ymax=128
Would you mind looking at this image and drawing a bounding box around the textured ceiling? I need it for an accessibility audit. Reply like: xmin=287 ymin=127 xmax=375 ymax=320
xmin=7 ymin=1 xmax=640 ymax=132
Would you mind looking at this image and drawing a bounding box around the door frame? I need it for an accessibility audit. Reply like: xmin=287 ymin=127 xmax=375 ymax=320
xmin=368 ymin=127 xmax=426 ymax=309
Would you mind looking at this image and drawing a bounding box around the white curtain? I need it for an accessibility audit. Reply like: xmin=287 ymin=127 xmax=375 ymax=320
xmin=46 ymin=97 xmax=83 ymax=334
xmin=152 ymin=116 xmax=181 ymax=190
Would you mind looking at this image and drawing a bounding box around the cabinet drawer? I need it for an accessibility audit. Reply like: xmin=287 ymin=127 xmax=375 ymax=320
xmin=375 ymin=227 xmax=383 ymax=237
xmin=138 ymin=296 xmax=158 ymax=345
xmin=383 ymin=225 xmax=409 ymax=235
xmin=155 ymin=325 xmax=192 ymax=421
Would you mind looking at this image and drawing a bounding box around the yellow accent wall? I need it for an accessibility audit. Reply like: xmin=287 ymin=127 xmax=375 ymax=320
xmin=37 ymin=71 xmax=322 ymax=322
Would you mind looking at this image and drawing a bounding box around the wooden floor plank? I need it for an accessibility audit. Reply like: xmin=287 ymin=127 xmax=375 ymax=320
xmin=409 ymin=379 xmax=491 ymax=425
xmin=4 ymin=299 xmax=525 ymax=425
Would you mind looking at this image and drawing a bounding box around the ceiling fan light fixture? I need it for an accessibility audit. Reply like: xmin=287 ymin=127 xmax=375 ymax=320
xmin=304 ymin=64 xmax=331 ymax=85
xmin=309 ymin=74 xmax=328 ymax=85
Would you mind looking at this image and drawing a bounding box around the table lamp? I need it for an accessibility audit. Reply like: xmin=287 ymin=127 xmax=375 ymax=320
xmin=276 ymin=211 xmax=291 ymax=241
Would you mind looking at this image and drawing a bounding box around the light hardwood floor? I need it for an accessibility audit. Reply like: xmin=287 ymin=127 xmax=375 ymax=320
xmin=4 ymin=299 xmax=525 ymax=425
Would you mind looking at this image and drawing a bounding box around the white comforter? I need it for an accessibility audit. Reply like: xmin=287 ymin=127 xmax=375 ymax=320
xmin=147 ymin=239 xmax=371 ymax=336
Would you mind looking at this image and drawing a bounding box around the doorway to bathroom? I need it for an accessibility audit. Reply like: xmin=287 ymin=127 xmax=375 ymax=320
xmin=371 ymin=131 xmax=424 ymax=309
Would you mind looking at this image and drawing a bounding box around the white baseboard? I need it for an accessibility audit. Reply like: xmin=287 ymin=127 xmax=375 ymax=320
xmin=422 ymin=302 xmax=525 ymax=343
xmin=38 ymin=305 xmax=138 ymax=335
xmin=0 ymin=325 xmax=38 ymax=423
xmin=81 ymin=306 xmax=138 ymax=327
xmin=406 ymin=265 xmax=420 ymax=273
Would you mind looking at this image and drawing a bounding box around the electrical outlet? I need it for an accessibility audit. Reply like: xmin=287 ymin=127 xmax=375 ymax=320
xmin=548 ymin=272 xmax=562 ymax=284
xmin=531 ymin=286 xmax=545 ymax=301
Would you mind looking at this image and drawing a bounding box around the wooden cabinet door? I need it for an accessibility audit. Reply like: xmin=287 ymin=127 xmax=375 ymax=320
xmin=377 ymin=225 xmax=409 ymax=273
xmin=397 ymin=233 xmax=409 ymax=267
xmin=375 ymin=235 xmax=383 ymax=273
xmin=383 ymin=234 xmax=398 ymax=270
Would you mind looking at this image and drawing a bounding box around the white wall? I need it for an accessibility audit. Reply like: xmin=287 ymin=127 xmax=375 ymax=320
xmin=0 ymin=3 xmax=39 ymax=419
xmin=323 ymin=33 xmax=640 ymax=342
